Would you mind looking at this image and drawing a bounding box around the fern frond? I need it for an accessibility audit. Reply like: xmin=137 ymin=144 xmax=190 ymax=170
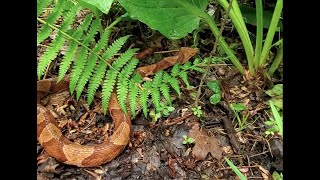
xmin=87 ymin=62 xmax=106 ymax=105
xmin=153 ymin=70 xmax=163 ymax=87
xmin=37 ymin=0 xmax=51 ymax=17
xmin=129 ymin=73 xmax=142 ymax=117
xmin=117 ymin=58 xmax=139 ymax=113
xmin=163 ymin=72 xmax=181 ymax=96
xmin=37 ymin=0 xmax=66 ymax=45
xmin=140 ymin=81 xmax=152 ymax=117
xmin=69 ymin=18 xmax=100 ymax=93
xmin=37 ymin=5 xmax=79 ymax=79
xmin=181 ymin=62 xmax=192 ymax=70
xmin=190 ymin=66 xmax=205 ymax=73
xmin=179 ymin=71 xmax=190 ymax=87
xmin=160 ymin=83 xmax=172 ymax=106
xmin=102 ymin=35 xmax=131 ymax=63
xmin=58 ymin=14 xmax=93 ymax=81
xmin=101 ymin=69 xmax=118 ymax=114
xmin=171 ymin=64 xmax=180 ymax=77
xmin=75 ymin=30 xmax=112 ymax=99
xmin=101 ymin=48 xmax=137 ymax=114
xmin=151 ymin=86 xmax=161 ymax=113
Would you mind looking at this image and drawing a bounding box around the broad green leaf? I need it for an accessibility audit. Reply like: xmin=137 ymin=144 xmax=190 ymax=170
xmin=239 ymin=4 xmax=282 ymax=32
xmin=207 ymin=80 xmax=221 ymax=93
xmin=80 ymin=0 xmax=114 ymax=14
xmin=209 ymin=94 xmax=221 ymax=105
xmin=118 ymin=0 xmax=210 ymax=39
xmin=230 ymin=103 xmax=247 ymax=111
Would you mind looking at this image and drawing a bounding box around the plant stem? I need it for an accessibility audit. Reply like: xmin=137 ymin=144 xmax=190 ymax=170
xmin=255 ymin=0 xmax=263 ymax=68
xmin=259 ymin=0 xmax=283 ymax=66
xmin=202 ymin=13 xmax=245 ymax=74
xmin=217 ymin=0 xmax=255 ymax=75
xmin=268 ymin=39 xmax=283 ymax=76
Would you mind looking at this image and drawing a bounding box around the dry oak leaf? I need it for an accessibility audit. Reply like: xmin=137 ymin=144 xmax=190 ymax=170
xmin=188 ymin=123 xmax=223 ymax=161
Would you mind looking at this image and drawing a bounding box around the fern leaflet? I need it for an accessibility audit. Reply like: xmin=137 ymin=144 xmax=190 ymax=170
xmin=171 ymin=64 xmax=180 ymax=77
xmin=160 ymin=83 xmax=172 ymax=106
xmin=129 ymin=73 xmax=142 ymax=117
xmin=75 ymin=30 xmax=112 ymax=100
xmin=37 ymin=5 xmax=79 ymax=79
xmin=179 ymin=71 xmax=190 ymax=87
xmin=101 ymin=48 xmax=137 ymax=113
xmin=87 ymin=62 xmax=106 ymax=105
xmin=117 ymin=58 xmax=139 ymax=113
xmin=69 ymin=18 xmax=100 ymax=93
xmin=37 ymin=0 xmax=52 ymax=17
xmin=140 ymin=81 xmax=152 ymax=117
xmin=37 ymin=0 xmax=66 ymax=45
xmin=58 ymin=14 xmax=93 ymax=81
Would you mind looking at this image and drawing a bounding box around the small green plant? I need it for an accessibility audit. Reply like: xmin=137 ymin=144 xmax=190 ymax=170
xmin=272 ymin=171 xmax=283 ymax=180
xmin=266 ymin=84 xmax=283 ymax=110
xmin=206 ymin=80 xmax=222 ymax=105
xmin=265 ymin=100 xmax=283 ymax=138
xmin=182 ymin=135 xmax=195 ymax=145
xmin=230 ymin=103 xmax=249 ymax=130
xmin=192 ymin=106 xmax=203 ymax=117
xmin=225 ymin=157 xmax=247 ymax=180
xmin=149 ymin=102 xmax=175 ymax=122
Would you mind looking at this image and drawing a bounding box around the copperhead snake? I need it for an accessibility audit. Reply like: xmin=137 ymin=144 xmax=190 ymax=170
xmin=37 ymin=47 xmax=197 ymax=167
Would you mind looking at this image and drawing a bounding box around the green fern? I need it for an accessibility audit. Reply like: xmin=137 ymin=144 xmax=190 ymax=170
xmin=86 ymin=35 xmax=131 ymax=105
xmin=140 ymin=81 xmax=152 ymax=117
xmin=101 ymin=48 xmax=138 ymax=114
xmin=37 ymin=0 xmax=52 ymax=17
xmin=58 ymin=14 xmax=93 ymax=82
xmin=117 ymin=58 xmax=139 ymax=113
xmin=69 ymin=18 xmax=100 ymax=93
xmin=37 ymin=4 xmax=79 ymax=79
xmin=37 ymin=0 xmax=66 ymax=46
xmin=129 ymin=73 xmax=142 ymax=117
xmin=159 ymin=83 xmax=172 ymax=106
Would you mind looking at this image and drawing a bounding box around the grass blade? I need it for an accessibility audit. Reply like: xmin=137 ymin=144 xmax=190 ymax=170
xmin=255 ymin=0 xmax=263 ymax=68
xmin=269 ymin=100 xmax=283 ymax=137
xmin=225 ymin=157 xmax=247 ymax=180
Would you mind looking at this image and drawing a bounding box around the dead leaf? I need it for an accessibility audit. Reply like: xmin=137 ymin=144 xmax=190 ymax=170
xmin=188 ymin=123 xmax=223 ymax=161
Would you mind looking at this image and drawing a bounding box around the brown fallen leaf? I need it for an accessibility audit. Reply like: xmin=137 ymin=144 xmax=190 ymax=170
xmin=188 ymin=123 xmax=223 ymax=161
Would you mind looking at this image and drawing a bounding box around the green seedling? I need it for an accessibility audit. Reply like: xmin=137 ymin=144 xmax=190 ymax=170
xmin=207 ymin=80 xmax=222 ymax=105
xmin=182 ymin=135 xmax=195 ymax=145
xmin=192 ymin=106 xmax=203 ymax=117
xmin=230 ymin=103 xmax=249 ymax=130
xmin=265 ymin=100 xmax=283 ymax=138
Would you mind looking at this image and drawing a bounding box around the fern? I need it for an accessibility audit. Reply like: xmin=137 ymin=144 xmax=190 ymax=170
xmin=69 ymin=18 xmax=100 ymax=93
xmin=37 ymin=0 xmax=52 ymax=17
xmin=58 ymin=14 xmax=93 ymax=81
xmin=159 ymin=83 xmax=172 ymax=106
xmin=75 ymin=30 xmax=112 ymax=100
xmin=117 ymin=58 xmax=139 ymax=113
xmin=140 ymin=81 xmax=152 ymax=117
xmin=37 ymin=4 xmax=79 ymax=79
xmin=37 ymin=0 xmax=66 ymax=46
xmin=101 ymin=48 xmax=138 ymax=113
xmin=129 ymin=73 xmax=142 ymax=117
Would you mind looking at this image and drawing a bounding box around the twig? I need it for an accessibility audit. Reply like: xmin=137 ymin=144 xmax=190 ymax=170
xmin=194 ymin=0 xmax=234 ymax=107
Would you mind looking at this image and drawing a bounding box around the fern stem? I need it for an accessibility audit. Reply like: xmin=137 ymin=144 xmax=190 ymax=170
xmin=37 ymin=17 xmax=117 ymax=72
